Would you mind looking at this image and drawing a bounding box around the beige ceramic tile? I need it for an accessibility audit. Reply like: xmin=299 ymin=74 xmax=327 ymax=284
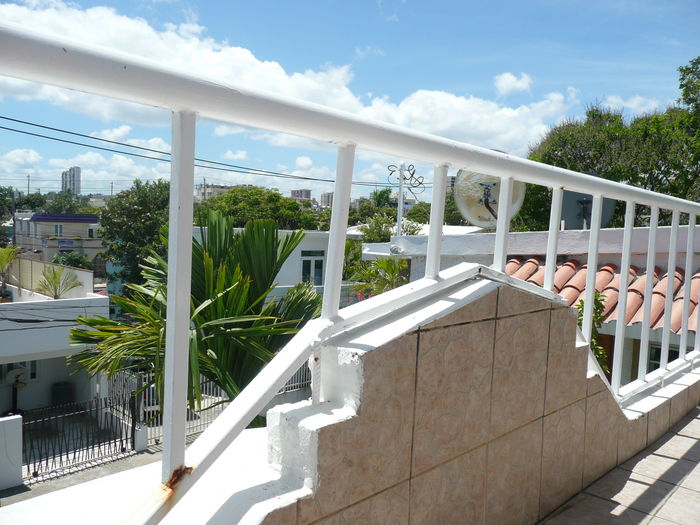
xmin=312 ymin=482 xmax=409 ymax=525
xmin=409 ymin=446 xmax=486 ymax=525
xmin=260 ymin=501 xmax=297 ymax=525
xmin=298 ymin=334 xmax=417 ymax=524
xmin=486 ymin=419 xmax=543 ymax=525
xmin=655 ymin=486 xmax=700 ymax=525
xmin=647 ymin=399 xmax=671 ymax=445
xmin=587 ymin=372 xmax=608 ymax=397
xmin=651 ymin=433 xmax=700 ymax=463
xmin=497 ymin=285 xmax=552 ymax=318
xmin=673 ymin=412 xmax=700 ymax=439
xmin=490 ymin=310 xmax=549 ymax=438
xmin=621 ymin=452 xmax=700 ymax=490
xmin=412 ymin=321 xmax=494 ymax=474
xmin=618 ymin=411 xmax=648 ymax=464
xmin=540 ymin=399 xmax=585 ymax=518
xmin=541 ymin=494 xmax=658 ymax=524
xmin=583 ymin=390 xmax=622 ymax=487
xmin=669 ymin=387 xmax=690 ymax=426
xmin=423 ymin=288 xmax=498 ymax=330
xmin=585 ymin=468 xmax=675 ymax=516
xmin=544 ymin=308 xmax=588 ymax=415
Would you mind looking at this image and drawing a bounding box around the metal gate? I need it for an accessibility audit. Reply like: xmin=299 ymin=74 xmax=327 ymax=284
xmin=22 ymin=393 xmax=137 ymax=482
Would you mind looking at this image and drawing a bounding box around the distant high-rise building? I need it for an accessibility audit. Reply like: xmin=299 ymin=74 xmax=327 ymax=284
xmin=61 ymin=166 xmax=81 ymax=194
xmin=320 ymin=192 xmax=333 ymax=209
xmin=291 ymin=189 xmax=312 ymax=202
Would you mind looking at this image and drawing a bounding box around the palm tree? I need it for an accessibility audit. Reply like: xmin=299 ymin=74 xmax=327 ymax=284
xmin=36 ymin=265 xmax=83 ymax=299
xmin=0 ymin=246 xmax=18 ymax=299
xmin=69 ymin=211 xmax=321 ymax=410
xmin=352 ymin=257 xmax=409 ymax=298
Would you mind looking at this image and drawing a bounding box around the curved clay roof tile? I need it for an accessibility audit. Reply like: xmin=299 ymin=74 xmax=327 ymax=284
xmin=512 ymin=258 xmax=541 ymax=281
xmin=553 ymin=260 xmax=579 ymax=293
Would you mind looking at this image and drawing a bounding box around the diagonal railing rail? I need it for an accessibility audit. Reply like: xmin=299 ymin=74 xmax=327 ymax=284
xmin=2 ymin=22 xmax=700 ymax=523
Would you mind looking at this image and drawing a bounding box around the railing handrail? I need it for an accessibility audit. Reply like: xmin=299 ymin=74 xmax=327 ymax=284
xmin=1 ymin=22 xmax=700 ymax=215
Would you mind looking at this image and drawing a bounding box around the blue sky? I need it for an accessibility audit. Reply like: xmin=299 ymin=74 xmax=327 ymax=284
xmin=0 ymin=0 xmax=698 ymax=200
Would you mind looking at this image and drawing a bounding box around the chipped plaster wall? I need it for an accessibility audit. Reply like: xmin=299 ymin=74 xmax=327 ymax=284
xmin=263 ymin=282 xmax=700 ymax=525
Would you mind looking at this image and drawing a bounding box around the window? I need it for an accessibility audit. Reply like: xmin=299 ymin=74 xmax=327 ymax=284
xmin=0 ymin=361 xmax=38 ymax=384
xmin=301 ymin=250 xmax=324 ymax=286
xmin=54 ymin=224 xmax=63 ymax=236
xmin=648 ymin=344 xmax=681 ymax=372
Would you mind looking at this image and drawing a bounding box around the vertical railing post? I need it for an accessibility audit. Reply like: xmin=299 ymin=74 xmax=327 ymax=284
xmin=425 ymin=164 xmax=449 ymax=279
xmin=679 ymin=214 xmax=695 ymax=359
xmin=660 ymin=209 xmax=680 ymax=369
xmin=582 ymin=195 xmax=603 ymax=342
xmin=611 ymin=201 xmax=635 ymax=395
xmin=639 ymin=206 xmax=659 ymax=380
xmin=396 ymin=162 xmax=405 ymax=237
xmin=321 ymin=143 xmax=356 ymax=320
xmin=492 ymin=177 xmax=513 ymax=272
xmin=316 ymin=143 xmax=356 ymax=404
xmin=161 ymin=110 xmax=196 ymax=483
xmin=544 ymin=187 xmax=564 ymax=292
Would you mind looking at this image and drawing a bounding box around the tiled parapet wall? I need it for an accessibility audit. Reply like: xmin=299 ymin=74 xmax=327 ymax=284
xmin=264 ymin=280 xmax=700 ymax=525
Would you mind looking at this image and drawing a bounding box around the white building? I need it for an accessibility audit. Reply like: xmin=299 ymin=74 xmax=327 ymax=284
xmin=320 ymin=191 xmax=333 ymax=209
xmin=0 ymin=260 xmax=108 ymax=415
xmin=61 ymin=166 xmax=81 ymax=195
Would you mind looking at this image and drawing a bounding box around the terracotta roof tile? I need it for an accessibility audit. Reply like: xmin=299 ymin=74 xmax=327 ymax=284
xmin=501 ymin=257 xmax=700 ymax=334
xmin=652 ymin=268 xmax=685 ymax=330
xmin=553 ymin=260 xmax=579 ymax=293
xmin=601 ymin=266 xmax=638 ymax=318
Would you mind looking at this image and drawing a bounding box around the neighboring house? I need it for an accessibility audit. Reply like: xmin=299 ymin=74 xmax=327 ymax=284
xmin=384 ymin=225 xmax=700 ymax=387
xmin=0 ymin=260 xmax=109 ymax=415
xmin=14 ymin=212 xmax=104 ymax=264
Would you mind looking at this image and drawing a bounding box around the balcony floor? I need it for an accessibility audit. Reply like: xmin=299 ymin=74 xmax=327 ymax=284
xmin=541 ymin=407 xmax=700 ymax=525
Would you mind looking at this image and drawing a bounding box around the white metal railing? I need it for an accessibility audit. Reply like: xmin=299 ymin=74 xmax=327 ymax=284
xmin=3 ymin=22 xmax=700 ymax=522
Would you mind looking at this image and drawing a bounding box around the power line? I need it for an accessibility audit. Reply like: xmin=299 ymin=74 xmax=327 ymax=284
xmin=0 ymin=115 xmax=421 ymax=190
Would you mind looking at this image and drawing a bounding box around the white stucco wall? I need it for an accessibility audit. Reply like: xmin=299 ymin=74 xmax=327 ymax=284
xmin=0 ymin=415 xmax=22 ymax=490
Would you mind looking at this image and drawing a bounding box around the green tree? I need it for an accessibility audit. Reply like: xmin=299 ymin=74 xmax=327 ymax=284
xmin=678 ymin=56 xmax=700 ymax=114
xmin=36 ymin=266 xmax=82 ymax=299
xmin=358 ymin=212 xmax=421 ymax=243
xmin=45 ymin=191 xmax=90 ymax=214
xmin=352 ymin=258 xmax=409 ymax=298
xmin=99 ymin=179 xmax=170 ymax=286
xmin=198 ymin=186 xmax=318 ymax=230
xmin=370 ymin=188 xmax=392 ymax=209
xmin=0 ymin=186 xmax=13 ymax=220
xmin=0 ymin=246 xmax=18 ymax=299
xmin=69 ymin=213 xmax=321 ymax=410
xmin=16 ymin=192 xmax=46 ymax=211
xmin=52 ymin=252 xmax=94 ymax=270
xmin=444 ymin=191 xmax=467 ymax=226
xmin=405 ymin=201 xmax=431 ymax=223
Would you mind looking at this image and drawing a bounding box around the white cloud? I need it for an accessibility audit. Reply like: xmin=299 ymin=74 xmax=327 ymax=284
xmin=223 ymin=149 xmax=247 ymax=160
xmin=0 ymin=148 xmax=43 ymax=170
xmin=360 ymin=89 xmax=569 ymax=156
xmin=355 ymin=46 xmax=385 ymax=59
xmin=91 ymin=125 xmax=170 ymax=154
xmin=295 ymin=156 xmax=313 ymax=170
xmin=603 ymin=95 xmax=659 ymax=115
xmin=494 ymin=72 xmax=533 ymax=97
xmin=213 ymin=124 xmax=247 ymax=137
xmin=0 ymin=2 xmax=578 ymax=160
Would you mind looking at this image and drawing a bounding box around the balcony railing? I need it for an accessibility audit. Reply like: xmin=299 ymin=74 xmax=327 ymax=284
xmin=2 ymin=22 xmax=700 ymax=523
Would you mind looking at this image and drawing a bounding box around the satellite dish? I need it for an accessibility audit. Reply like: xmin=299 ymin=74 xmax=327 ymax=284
xmin=5 ymin=367 xmax=28 ymax=385
xmin=453 ymin=170 xmax=526 ymax=228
